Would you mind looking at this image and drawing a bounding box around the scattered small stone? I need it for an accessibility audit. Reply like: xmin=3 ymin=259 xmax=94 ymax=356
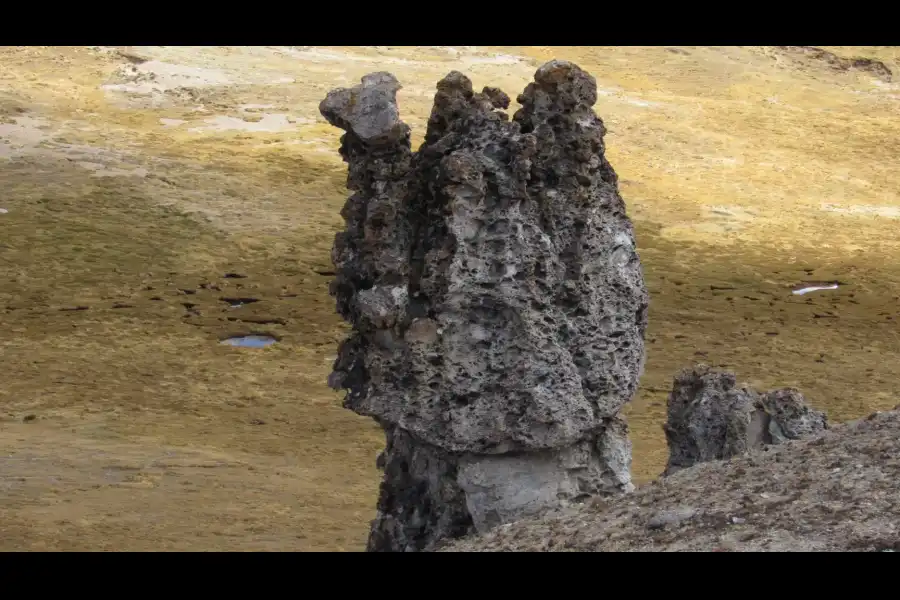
xmin=647 ymin=507 xmax=698 ymax=530
xmin=23 ymin=414 xmax=37 ymax=423
xmin=116 ymin=49 xmax=149 ymax=65
xmin=59 ymin=306 xmax=89 ymax=312
xmin=250 ymin=419 xmax=266 ymax=425
xmin=223 ymin=273 xmax=247 ymax=279
xmin=587 ymin=497 xmax=610 ymax=512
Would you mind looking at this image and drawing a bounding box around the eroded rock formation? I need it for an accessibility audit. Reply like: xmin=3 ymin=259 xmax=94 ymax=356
xmin=663 ymin=365 xmax=828 ymax=475
xmin=321 ymin=61 xmax=648 ymax=551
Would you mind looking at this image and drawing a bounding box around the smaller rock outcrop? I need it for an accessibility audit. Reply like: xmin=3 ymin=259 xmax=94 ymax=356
xmin=663 ymin=365 xmax=828 ymax=475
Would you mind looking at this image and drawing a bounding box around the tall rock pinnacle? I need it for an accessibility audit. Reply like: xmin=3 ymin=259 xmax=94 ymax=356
xmin=321 ymin=60 xmax=649 ymax=551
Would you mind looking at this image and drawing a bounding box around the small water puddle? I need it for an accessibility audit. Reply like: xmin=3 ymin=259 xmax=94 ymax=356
xmin=221 ymin=334 xmax=278 ymax=348
xmin=792 ymin=283 xmax=839 ymax=296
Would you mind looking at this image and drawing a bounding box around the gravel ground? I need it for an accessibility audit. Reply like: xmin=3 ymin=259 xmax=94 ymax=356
xmin=443 ymin=408 xmax=900 ymax=552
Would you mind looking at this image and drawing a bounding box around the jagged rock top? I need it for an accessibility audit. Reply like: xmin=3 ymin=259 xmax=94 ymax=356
xmin=515 ymin=59 xmax=599 ymax=122
xmin=319 ymin=72 xmax=409 ymax=145
xmin=442 ymin=408 xmax=900 ymax=552
xmin=324 ymin=61 xmax=648 ymax=454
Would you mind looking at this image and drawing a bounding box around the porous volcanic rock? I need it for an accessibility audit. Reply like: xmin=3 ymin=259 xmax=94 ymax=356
xmin=663 ymin=365 xmax=828 ymax=475
xmin=321 ymin=60 xmax=648 ymax=551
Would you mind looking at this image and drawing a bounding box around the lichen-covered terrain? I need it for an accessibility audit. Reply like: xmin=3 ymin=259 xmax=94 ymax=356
xmin=2 ymin=46 xmax=900 ymax=551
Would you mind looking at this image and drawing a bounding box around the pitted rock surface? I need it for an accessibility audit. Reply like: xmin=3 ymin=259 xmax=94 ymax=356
xmin=663 ymin=365 xmax=828 ymax=476
xmin=322 ymin=61 xmax=648 ymax=551
xmin=319 ymin=72 xmax=409 ymax=145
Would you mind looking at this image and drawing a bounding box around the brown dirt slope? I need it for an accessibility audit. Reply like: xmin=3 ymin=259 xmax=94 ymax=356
xmin=444 ymin=408 xmax=900 ymax=552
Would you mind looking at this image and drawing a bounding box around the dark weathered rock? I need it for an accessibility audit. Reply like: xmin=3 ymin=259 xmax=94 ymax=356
xmin=366 ymin=426 xmax=474 ymax=552
xmin=759 ymin=388 xmax=829 ymax=442
xmin=663 ymin=365 xmax=828 ymax=475
xmin=322 ymin=61 xmax=648 ymax=552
